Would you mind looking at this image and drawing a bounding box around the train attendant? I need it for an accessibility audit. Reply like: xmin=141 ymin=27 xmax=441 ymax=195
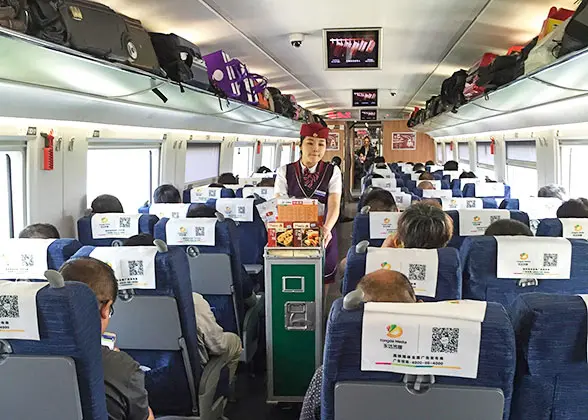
xmin=275 ymin=122 xmax=342 ymax=285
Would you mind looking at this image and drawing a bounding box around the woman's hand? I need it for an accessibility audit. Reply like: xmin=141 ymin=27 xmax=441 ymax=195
xmin=322 ymin=226 xmax=333 ymax=247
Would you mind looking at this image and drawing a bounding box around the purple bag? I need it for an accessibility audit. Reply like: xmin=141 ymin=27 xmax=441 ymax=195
xmin=203 ymin=50 xmax=267 ymax=105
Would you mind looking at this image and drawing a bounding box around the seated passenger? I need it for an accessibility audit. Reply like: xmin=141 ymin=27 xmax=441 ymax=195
xmin=420 ymin=199 xmax=443 ymax=209
xmin=412 ymin=162 xmax=425 ymax=172
xmin=557 ymin=199 xmax=588 ymax=219
xmin=91 ymin=194 xmax=124 ymax=213
xmin=425 ymin=160 xmax=435 ymax=166
xmin=256 ymin=166 xmax=272 ymax=174
xmin=208 ymin=182 xmax=225 ymax=188
xmin=538 ymin=184 xmax=567 ymax=200
xmin=300 ymin=269 xmax=417 ymax=420
xmin=419 ymin=172 xmax=435 ymax=181
xmin=218 ymin=173 xmax=239 ymax=185
xmin=443 ymin=160 xmax=459 ymax=171
xmin=382 ymin=202 xmax=453 ymax=249
xmin=153 ymin=184 xmax=181 ymax=204
xmin=373 ymin=156 xmax=386 ymax=164
xmin=187 ymin=204 xmax=217 ymax=218
xmin=363 ymin=189 xmax=398 ymax=212
xmin=123 ymin=234 xmax=243 ymax=383
xmin=258 ymin=177 xmax=275 ymax=187
xmin=417 ymin=180 xmax=435 ymax=190
xmin=459 ymin=171 xmax=477 ymax=179
xmin=19 ymin=223 xmax=60 ymax=239
xmin=60 ymin=257 xmax=155 ymax=420
xmin=485 ymin=219 xmax=533 ymax=236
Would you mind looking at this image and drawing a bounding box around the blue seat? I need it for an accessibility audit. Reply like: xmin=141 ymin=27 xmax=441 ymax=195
xmin=445 ymin=210 xmax=530 ymax=249
xmin=154 ymin=218 xmax=262 ymax=363
xmin=77 ymin=215 xmax=159 ymax=246
xmin=322 ymin=299 xmax=515 ymax=420
xmin=183 ymin=187 xmax=236 ymax=203
xmin=342 ymin=244 xmax=462 ymax=300
xmin=1 ymin=279 xmax=108 ymax=419
xmin=463 ymin=183 xmax=511 ymax=199
xmin=535 ymin=218 xmax=588 ymax=237
xmin=461 ymin=237 xmax=588 ymax=308
xmin=356 ymin=188 xmax=414 ymax=213
xmin=73 ymin=244 xmax=229 ymax=418
xmin=352 ymin=213 xmax=386 ymax=247
xmin=509 ymin=293 xmax=588 ymax=420
xmin=46 ymin=239 xmax=83 ymax=270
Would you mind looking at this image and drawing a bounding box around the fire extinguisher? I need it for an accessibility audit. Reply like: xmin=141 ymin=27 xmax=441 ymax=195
xmin=42 ymin=130 xmax=55 ymax=170
xmin=490 ymin=137 xmax=496 ymax=155
xmin=256 ymin=141 xmax=261 ymax=154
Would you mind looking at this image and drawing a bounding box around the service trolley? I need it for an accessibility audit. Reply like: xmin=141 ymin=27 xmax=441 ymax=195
xmin=264 ymin=246 xmax=324 ymax=403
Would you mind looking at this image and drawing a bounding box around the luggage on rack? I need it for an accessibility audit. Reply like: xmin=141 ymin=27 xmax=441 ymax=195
xmin=539 ymin=6 xmax=575 ymax=40
xmin=267 ymin=87 xmax=296 ymax=118
xmin=29 ymin=0 xmax=134 ymax=63
xmin=463 ymin=53 xmax=497 ymax=100
xmin=559 ymin=0 xmax=588 ymax=57
xmin=526 ymin=21 xmax=567 ymax=74
xmin=477 ymin=54 xmax=521 ymax=90
xmin=119 ymin=14 xmax=162 ymax=75
xmin=256 ymin=86 xmax=271 ymax=110
xmin=0 ymin=0 xmax=28 ymax=32
xmin=407 ymin=107 xmax=420 ymax=128
xmin=149 ymin=32 xmax=210 ymax=90
xmin=424 ymin=95 xmax=443 ymax=120
xmin=440 ymin=69 xmax=467 ymax=112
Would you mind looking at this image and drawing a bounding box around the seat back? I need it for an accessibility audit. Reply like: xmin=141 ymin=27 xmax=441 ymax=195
xmin=74 ymin=245 xmax=204 ymax=416
xmin=154 ymin=218 xmax=245 ymax=335
xmin=77 ymin=214 xmax=159 ymax=246
xmin=183 ymin=186 xmax=236 ymax=203
xmin=343 ymin=245 xmax=462 ymax=300
xmin=1 ymin=280 xmax=107 ymax=420
xmin=536 ymin=218 xmax=588 ymax=238
xmin=461 ymin=237 xmax=588 ymax=307
xmin=351 ymin=213 xmax=386 ymax=247
xmin=322 ymin=299 xmax=515 ymax=420
xmin=0 ymin=239 xmax=82 ymax=273
xmin=446 ymin=210 xmax=530 ymax=249
xmin=509 ymin=293 xmax=588 ymax=420
xmin=463 ymin=183 xmax=511 ymax=199
xmin=500 ymin=198 xmax=562 ymax=221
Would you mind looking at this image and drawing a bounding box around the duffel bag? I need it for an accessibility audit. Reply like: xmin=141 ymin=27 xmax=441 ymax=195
xmin=29 ymin=0 xmax=134 ymax=63
xmin=267 ymin=87 xmax=295 ymax=117
xmin=526 ymin=19 xmax=567 ymax=74
xmin=440 ymin=69 xmax=467 ymax=112
xmin=119 ymin=14 xmax=162 ymax=76
xmin=0 ymin=0 xmax=28 ymax=32
xmin=463 ymin=53 xmax=496 ymax=100
xmin=559 ymin=0 xmax=588 ymax=57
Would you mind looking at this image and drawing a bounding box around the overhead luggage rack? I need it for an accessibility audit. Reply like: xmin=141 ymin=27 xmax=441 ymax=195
xmin=412 ymin=46 xmax=588 ymax=137
xmin=0 ymin=27 xmax=301 ymax=137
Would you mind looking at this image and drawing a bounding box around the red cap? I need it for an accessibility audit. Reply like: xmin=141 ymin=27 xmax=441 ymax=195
xmin=300 ymin=123 xmax=329 ymax=140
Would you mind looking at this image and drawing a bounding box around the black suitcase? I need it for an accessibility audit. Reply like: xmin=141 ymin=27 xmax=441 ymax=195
xmin=559 ymin=0 xmax=588 ymax=57
xmin=149 ymin=32 xmax=210 ymax=90
xmin=0 ymin=0 xmax=28 ymax=32
xmin=29 ymin=0 xmax=134 ymax=63
xmin=441 ymin=69 xmax=467 ymax=112
xmin=120 ymin=14 xmax=162 ymax=76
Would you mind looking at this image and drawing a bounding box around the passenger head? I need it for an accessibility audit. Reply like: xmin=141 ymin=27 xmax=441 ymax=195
xmin=91 ymin=194 xmax=124 ymax=213
xmin=459 ymin=171 xmax=477 ymax=179
xmin=331 ymin=156 xmax=342 ymax=167
xmin=419 ymin=172 xmax=435 ymax=181
xmin=208 ymin=183 xmax=225 ymax=188
xmin=123 ymin=233 xmax=155 ymax=246
xmin=258 ymin=177 xmax=275 ymax=187
xmin=420 ymin=199 xmax=443 ymax=209
xmin=19 ymin=223 xmax=60 ymax=239
xmin=425 ymin=160 xmax=435 ymax=166
xmin=538 ymin=184 xmax=567 ymax=201
xmin=374 ymin=156 xmax=385 ymax=164
xmin=557 ymin=199 xmax=588 ymax=219
xmin=218 ymin=173 xmax=238 ymax=185
xmin=363 ymin=136 xmax=371 ymax=147
xmin=371 ymin=173 xmax=384 ymax=179
xmin=418 ymin=181 xmax=435 ymax=190
xmin=60 ymin=257 xmax=118 ymax=334
xmin=443 ymin=160 xmax=459 ymax=171
xmin=364 ymin=189 xmax=398 ymax=212
xmin=153 ymin=184 xmax=181 ymax=204
xmin=412 ymin=163 xmax=425 ymax=172
xmin=357 ymin=270 xmax=416 ymax=303
xmin=396 ymin=202 xmax=453 ymax=248
xmin=187 ymin=204 xmax=217 ymax=218
xmin=485 ymin=219 xmax=533 ymax=237
xmin=256 ymin=166 xmax=272 ymax=174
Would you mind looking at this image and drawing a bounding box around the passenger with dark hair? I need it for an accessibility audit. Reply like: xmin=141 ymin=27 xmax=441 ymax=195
xmin=187 ymin=204 xmax=217 ymax=218
xmin=425 ymin=160 xmax=435 ymax=166
xmin=123 ymin=233 xmax=154 ymax=247
xmin=19 ymin=223 xmax=60 ymax=239
xmin=485 ymin=219 xmax=533 ymax=237
xmin=60 ymin=257 xmax=155 ymax=420
xmin=331 ymin=156 xmax=342 ymax=168
xmin=412 ymin=163 xmax=425 ymax=172
xmin=218 ymin=173 xmax=238 ymax=185
xmin=300 ymin=269 xmax=417 ymax=420
xmin=417 ymin=181 xmax=435 ymax=190
xmin=208 ymin=183 xmax=225 ymax=188
xmin=91 ymin=194 xmax=124 ymax=213
xmin=443 ymin=160 xmax=459 ymax=171
xmin=373 ymin=156 xmax=385 ymax=164
xmin=557 ymin=199 xmax=588 ymax=219
xmin=371 ymin=173 xmax=384 ymax=179
xmin=383 ymin=202 xmax=453 ymax=249
xmin=459 ymin=171 xmax=477 ymax=179
xmin=153 ymin=184 xmax=181 ymax=204
xmin=256 ymin=166 xmax=272 ymax=174
xmin=363 ymin=189 xmax=398 ymax=212
xmin=406 ymin=162 xmax=414 ymax=165
xmin=258 ymin=177 xmax=275 ymax=187
xmin=419 ymin=172 xmax=435 ymax=181
xmin=538 ymin=184 xmax=567 ymax=200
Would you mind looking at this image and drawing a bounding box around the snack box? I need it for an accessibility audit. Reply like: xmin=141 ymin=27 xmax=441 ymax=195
xmin=277 ymin=199 xmax=319 ymax=223
xmin=267 ymin=222 xmax=294 ymax=247
xmin=293 ymin=223 xmax=321 ymax=247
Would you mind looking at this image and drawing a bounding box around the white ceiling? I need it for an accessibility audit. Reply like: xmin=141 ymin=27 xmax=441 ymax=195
xmin=103 ymin=0 xmax=578 ymax=118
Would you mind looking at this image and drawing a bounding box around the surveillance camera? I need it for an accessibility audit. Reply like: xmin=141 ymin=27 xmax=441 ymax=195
xmin=390 ymin=90 xmax=397 ymax=97
xmin=290 ymin=33 xmax=305 ymax=48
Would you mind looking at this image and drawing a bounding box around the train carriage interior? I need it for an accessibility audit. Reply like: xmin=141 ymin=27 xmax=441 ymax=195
xmin=2 ymin=0 xmax=588 ymax=419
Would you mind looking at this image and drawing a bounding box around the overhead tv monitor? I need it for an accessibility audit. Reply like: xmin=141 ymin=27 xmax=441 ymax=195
xmin=325 ymin=28 xmax=381 ymax=70
xmin=353 ymin=89 xmax=378 ymax=107
xmin=360 ymin=109 xmax=378 ymax=121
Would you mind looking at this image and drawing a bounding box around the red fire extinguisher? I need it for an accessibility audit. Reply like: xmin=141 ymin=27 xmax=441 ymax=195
xmin=490 ymin=137 xmax=496 ymax=155
xmin=256 ymin=141 xmax=261 ymax=154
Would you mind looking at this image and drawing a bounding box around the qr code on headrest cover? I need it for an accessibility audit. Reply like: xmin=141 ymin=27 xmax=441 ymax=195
xmin=543 ymin=253 xmax=558 ymax=267
xmin=431 ymin=327 xmax=459 ymax=354
xmin=489 ymin=216 xmax=501 ymax=224
xmin=408 ymin=264 xmax=426 ymax=284
xmin=128 ymin=260 xmax=144 ymax=276
xmin=0 ymin=295 xmax=19 ymax=318
xmin=119 ymin=217 xmax=131 ymax=228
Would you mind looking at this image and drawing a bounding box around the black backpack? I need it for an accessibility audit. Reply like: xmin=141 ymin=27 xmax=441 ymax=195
xmin=559 ymin=0 xmax=588 ymax=57
xmin=441 ymin=69 xmax=467 ymax=112
xmin=0 ymin=0 xmax=27 ymax=31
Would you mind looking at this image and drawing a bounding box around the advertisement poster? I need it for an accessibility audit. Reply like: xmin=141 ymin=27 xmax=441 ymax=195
xmin=392 ymin=132 xmax=416 ymax=150
xmin=353 ymin=89 xmax=378 ymax=107
xmin=327 ymin=132 xmax=340 ymax=151
xmin=361 ymin=109 xmax=378 ymax=121
xmin=325 ymin=28 xmax=381 ymax=69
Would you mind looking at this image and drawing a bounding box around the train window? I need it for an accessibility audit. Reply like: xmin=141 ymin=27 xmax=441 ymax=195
xmin=476 ymin=142 xmax=495 ymax=180
xmin=436 ymin=143 xmax=443 ymax=163
xmin=261 ymin=144 xmax=276 ymax=170
xmin=506 ymin=141 xmax=537 ymax=198
xmin=87 ymin=146 xmax=160 ymax=213
xmin=0 ymin=149 xmax=25 ymax=238
xmin=560 ymin=143 xmax=588 ymax=199
xmin=458 ymin=142 xmax=470 ymax=171
xmin=185 ymin=143 xmax=220 ymax=183
xmin=279 ymin=144 xmax=292 ymax=167
xmin=233 ymin=145 xmax=254 ymax=178
xmin=444 ymin=143 xmax=453 ymax=162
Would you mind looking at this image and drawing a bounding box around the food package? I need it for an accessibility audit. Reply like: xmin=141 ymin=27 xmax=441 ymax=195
xmin=277 ymin=199 xmax=319 ymax=223
xmin=293 ymin=223 xmax=321 ymax=247
xmin=267 ymin=222 xmax=294 ymax=247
